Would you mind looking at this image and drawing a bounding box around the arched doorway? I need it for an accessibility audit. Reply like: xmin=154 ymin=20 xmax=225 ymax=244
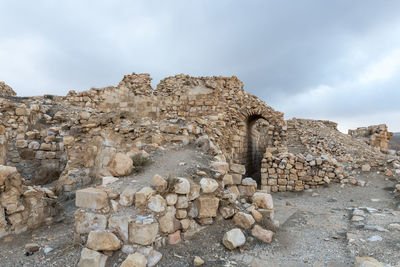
xmin=245 ymin=115 xmax=270 ymax=185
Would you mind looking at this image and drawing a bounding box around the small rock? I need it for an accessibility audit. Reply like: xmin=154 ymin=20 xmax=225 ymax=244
xmin=355 ymin=256 xmax=384 ymax=267
xmin=194 ymin=256 xmax=205 ymax=266
xmin=200 ymin=178 xmax=219 ymax=193
xmin=232 ymin=212 xmax=255 ymax=229
xmin=168 ymin=230 xmax=182 ymax=245
xmin=25 ymin=243 xmax=40 ymax=255
xmin=361 ymin=164 xmax=371 ymax=172
xmin=119 ymin=187 xmax=136 ymax=206
xmin=367 ymin=235 xmax=382 ymax=242
xmin=222 ymin=228 xmax=246 ymax=250
xmin=86 ymin=230 xmax=122 ymax=251
xmin=174 ymin=178 xmax=190 ymax=194
xmin=121 ymin=253 xmax=147 ymax=267
xmin=147 ymin=195 xmax=167 ymax=213
xmin=151 ymin=174 xmax=168 ymax=192
xmin=252 ymin=192 xmax=273 ymax=209
xmin=78 ymin=248 xmax=108 ymax=267
xmin=251 ymin=225 xmax=274 ymax=243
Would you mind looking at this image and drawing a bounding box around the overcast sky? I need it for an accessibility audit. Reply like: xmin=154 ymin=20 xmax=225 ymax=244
xmin=1 ymin=1 xmax=400 ymax=132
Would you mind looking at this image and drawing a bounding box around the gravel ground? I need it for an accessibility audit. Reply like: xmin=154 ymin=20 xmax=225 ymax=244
xmin=0 ymin=147 xmax=398 ymax=267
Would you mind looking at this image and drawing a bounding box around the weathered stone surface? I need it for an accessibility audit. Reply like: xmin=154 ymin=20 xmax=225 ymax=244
xmin=230 ymin=164 xmax=246 ymax=174
xmin=74 ymin=211 xmax=107 ymax=234
xmin=135 ymin=187 xmax=155 ymax=207
xmin=195 ymin=197 xmax=219 ymax=218
xmin=194 ymin=256 xmax=205 ymax=266
xmin=75 ymin=188 xmax=108 ymax=210
xmin=121 ymin=253 xmax=147 ymax=267
xmin=232 ymin=212 xmax=255 ymax=229
xmin=355 ymin=257 xmax=384 ymax=267
xmin=251 ymin=225 xmax=274 ymax=243
xmin=252 ymin=192 xmax=274 ymax=209
xmin=176 ymin=196 xmax=189 ymax=209
xmin=108 ymin=153 xmax=133 ymax=177
xmin=119 ymin=187 xmax=136 ymax=207
xmin=159 ymin=213 xmax=180 ymax=234
xmin=147 ymin=195 xmax=167 ymax=213
xmin=165 ymin=193 xmax=178 ymax=205
xmin=174 ymin=178 xmax=190 ymax=194
xmin=86 ymin=230 xmax=122 ymax=251
xmin=78 ymin=248 xmax=108 ymax=267
xmin=200 ymin=178 xmax=219 ymax=193
xmin=168 ymin=230 xmax=182 ymax=245
xmin=129 ymin=222 xmax=159 ymax=245
xmin=361 ymin=164 xmax=371 ymax=172
xmin=222 ymin=228 xmax=246 ymax=250
xmin=108 ymin=215 xmax=130 ymax=242
xmin=151 ymin=174 xmax=168 ymax=192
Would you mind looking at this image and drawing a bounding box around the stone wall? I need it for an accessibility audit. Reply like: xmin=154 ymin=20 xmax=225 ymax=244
xmin=0 ymin=166 xmax=62 ymax=238
xmin=74 ymin=159 xmax=275 ymax=264
xmin=0 ymin=81 xmax=16 ymax=97
xmin=260 ymin=147 xmax=345 ymax=192
xmin=0 ymin=98 xmax=67 ymax=185
xmin=349 ymin=124 xmax=393 ymax=151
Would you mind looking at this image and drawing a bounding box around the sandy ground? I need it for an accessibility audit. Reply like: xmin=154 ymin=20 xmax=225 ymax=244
xmin=0 ymin=146 xmax=399 ymax=267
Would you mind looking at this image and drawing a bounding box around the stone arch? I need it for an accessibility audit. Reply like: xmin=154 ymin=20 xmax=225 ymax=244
xmin=231 ymin=107 xmax=274 ymax=185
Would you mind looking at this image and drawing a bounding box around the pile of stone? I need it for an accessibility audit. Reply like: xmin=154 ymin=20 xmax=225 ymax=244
xmin=0 ymin=81 xmax=16 ymax=97
xmin=0 ymin=165 xmax=63 ymax=238
xmin=117 ymin=73 xmax=153 ymax=96
xmin=75 ymin=162 xmax=275 ymax=266
xmin=349 ymin=124 xmax=393 ymax=151
xmin=261 ymin=147 xmax=346 ymax=192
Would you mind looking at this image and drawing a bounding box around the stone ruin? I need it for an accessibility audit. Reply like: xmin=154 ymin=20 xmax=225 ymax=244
xmin=349 ymin=124 xmax=393 ymax=151
xmin=0 ymin=74 xmax=399 ymax=266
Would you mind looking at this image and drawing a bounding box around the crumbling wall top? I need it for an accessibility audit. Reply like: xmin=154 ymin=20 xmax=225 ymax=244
xmin=0 ymin=82 xmax=17 ymax=97
xmin=154 ymin=74 xmax=244 ymax=96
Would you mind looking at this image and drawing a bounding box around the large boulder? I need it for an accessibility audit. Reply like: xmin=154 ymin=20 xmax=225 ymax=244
xmin=108 ymin=153 xmax=133 ymax=177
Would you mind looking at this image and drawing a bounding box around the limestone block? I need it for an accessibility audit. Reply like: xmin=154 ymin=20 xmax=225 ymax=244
xmin=222 ymin=228 xmax=246 ymax=250
xmin=251 ymin=225 xmax=274 ymax=243
xmin=252 ymin=192 xmax=274 ymax=209
xmin=78 ymin=248 xmax=108 ymax=267
xmin=232 ymin=212 xmax=255 ymax=229
xmin=86 ymin=230 xmax=122 ymax=251
xmin=135 ymin=187 xmax=155 ymax=207
xmin=108 ymin=153 xmax=133 ymax=177
xmin=129 ymin=222 xmax=159 ymax=245
xmin=119 ymin=187 xmax=136 ymax=207
xmin=200 ymin=178 xmax=219 ymax=193
xmin=230 ymin=164 xmax=245 ymax=174
xmin=108 ymin=215 xmax=130 ymax=242
xmin=151 ymin=174 xmax=167 ymax=192
xmin=75 ymin=188 xmax=108 ymax=210
xmin=121 ymin=253 xmax=147 ymax=267
xmin=174 ymin=178 xmax=190 ymax=194
xmin=147 ymin=195 xmax=167 ymax=213
xmin=74 ymin=211 xmax=107 ymax=234
xmin=195 ymin=197 xmax=219 ymax=218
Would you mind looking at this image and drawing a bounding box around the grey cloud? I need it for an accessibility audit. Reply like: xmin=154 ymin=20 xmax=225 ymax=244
xmin=1 ymin=0 xmax=400 ymax=130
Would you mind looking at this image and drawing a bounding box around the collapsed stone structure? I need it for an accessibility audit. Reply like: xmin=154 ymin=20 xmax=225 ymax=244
xmin=0 ymin=81 xmax=17 ymax=97
xmin=0 ymin=73 xmax=399 ymax=266
xmin=349 ymin=124 xmax=393 ymax=151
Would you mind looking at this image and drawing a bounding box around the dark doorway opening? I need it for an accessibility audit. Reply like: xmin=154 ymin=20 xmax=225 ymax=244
xmin=245 ymin=115 xmax=269 ymax=186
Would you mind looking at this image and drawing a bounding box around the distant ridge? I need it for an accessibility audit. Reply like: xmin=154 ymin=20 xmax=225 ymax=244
xmin=394 ymin=132 xmax=400 ymax=136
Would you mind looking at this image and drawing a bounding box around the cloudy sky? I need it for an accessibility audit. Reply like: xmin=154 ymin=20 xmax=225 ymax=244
xmin=1 ymin=1 xmax=400 ymax=132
